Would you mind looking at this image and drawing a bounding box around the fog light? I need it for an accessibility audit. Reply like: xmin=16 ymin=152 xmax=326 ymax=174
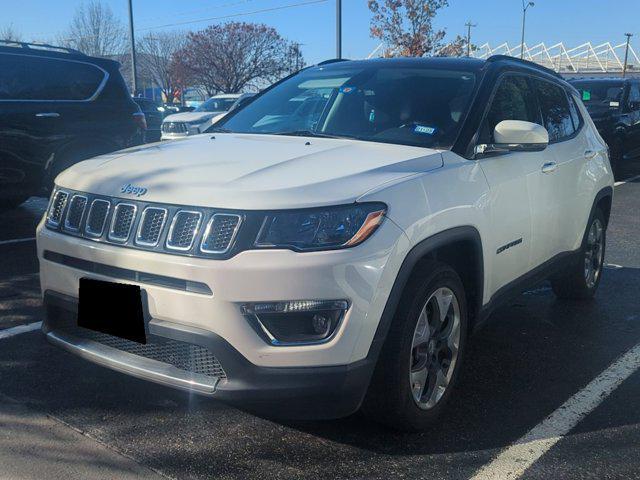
xmin=312 ymin=314 xmax=331 ymax=336
xmin=241 ymin=300 xmax=348 ymax=346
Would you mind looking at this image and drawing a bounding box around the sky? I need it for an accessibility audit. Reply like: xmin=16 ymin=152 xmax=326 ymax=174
xmin=3 ymin=0 xmax=640 ymax=65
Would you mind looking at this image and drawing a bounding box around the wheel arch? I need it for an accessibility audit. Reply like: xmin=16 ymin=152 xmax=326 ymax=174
xmin=366 ymin=226 xmax=484 ymax=364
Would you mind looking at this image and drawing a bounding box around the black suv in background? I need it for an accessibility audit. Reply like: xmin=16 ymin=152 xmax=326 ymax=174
xmin=0 ymin=41 xmax=145 ymax=209
xmin=570 ymin=77 xmax=640 ymax=167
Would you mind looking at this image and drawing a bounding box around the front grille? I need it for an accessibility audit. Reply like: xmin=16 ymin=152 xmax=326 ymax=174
xmin=46 ymin=188 xmax=245 ymax=258
xmin=162 ymin=122 xmax=187 ymax=134
xmin=201 ymin=214 xmax=241 ymax=253
xmin=167 ymin=211 xmax=201 ymax=250
xmin=85 ymin=199 xmax=110 ymax=237
xmin=64 ymin=195 xmax=87 ymax=231
xmin=47 ymin=191 xmax=68 ymax=227
xmin=136 ymin=207 xmax=167 ymax=246
xmin=109 ymin=203 xmax=137 ymax=242
xmin=68 ymin=327 xmax=226 ymax=379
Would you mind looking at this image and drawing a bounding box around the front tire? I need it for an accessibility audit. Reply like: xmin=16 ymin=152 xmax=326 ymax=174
xmin=361 ymin=262 xmax=468 ymax=431
xmin=551 ymin=208 xmax=606 ymax=299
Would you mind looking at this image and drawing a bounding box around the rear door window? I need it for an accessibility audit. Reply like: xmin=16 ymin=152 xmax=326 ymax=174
xmin=533 ymin=79 xmax=575 ymax=142
xmin=0 ymin=54 xmax=105 ymax=101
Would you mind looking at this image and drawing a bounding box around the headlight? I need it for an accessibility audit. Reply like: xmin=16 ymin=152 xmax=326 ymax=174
xmin=255 ymin=202 xmax=386 ymax=251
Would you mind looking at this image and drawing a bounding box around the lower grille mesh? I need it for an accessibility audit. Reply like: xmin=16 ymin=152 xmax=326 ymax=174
xmin=68 ymin=327 xmax=227 ymax=379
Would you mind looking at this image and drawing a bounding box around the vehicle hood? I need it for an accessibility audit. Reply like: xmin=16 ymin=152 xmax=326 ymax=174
xmin=57 ymin=134 xmax=444 ymax=210
xmin=162 ymin=112 xmax=218 ymax=123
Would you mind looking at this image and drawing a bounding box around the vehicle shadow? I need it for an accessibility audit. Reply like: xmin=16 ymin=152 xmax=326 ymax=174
xmin=269 ymin=265 xmax=640 ymax=455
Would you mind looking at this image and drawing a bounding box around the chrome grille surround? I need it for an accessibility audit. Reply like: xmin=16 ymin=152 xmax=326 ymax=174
xmin=166 ymin=211 xmax=202 ymax=251
xmin=64 ymin=194 xmax=88 ymax=232
xmin=45 ymin=188 xmax=244 ymax=259
xmin=162 ymin=122 xmax=187 ymax=133
xmin=85 ymin=199 xmax=111 ymax=238
xmin=46 ymin=190 xmax=68 ymax=227
xmin=136 ymin=207 xmax=167 ymax=247
xmin=108 ymin=203 xmax=137 ymax=243
xmin=201 ymin=214 xmax=242 ymax=254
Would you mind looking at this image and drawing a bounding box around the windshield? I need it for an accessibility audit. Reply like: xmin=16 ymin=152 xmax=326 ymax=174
xmin=218 ymin=65 xmax=477 ymax=148
xmin=572 ymin=81 xmax=624 ymax=110
xmin=196 ymin=97 xmax=238 ymax=112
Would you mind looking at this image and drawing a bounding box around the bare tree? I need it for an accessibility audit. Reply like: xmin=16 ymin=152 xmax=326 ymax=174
xmin=368 ymin=0 xmax=462 ymax=57
xmin=0 ymin=24 xmax=23 ymax=42
xmin=177 ymin=22 xmax=305 ymax=95
xmin=137 ymin=31 xmax=187 ymax=103
xmin=59 ymin=0 xmax=126 ymax=56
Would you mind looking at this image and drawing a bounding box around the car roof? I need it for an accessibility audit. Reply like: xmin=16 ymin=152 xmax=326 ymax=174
xmin=0 ymin=41 xmax=121 ymax=71
xmin=569 ymin=77 xmax=632 ymax=83
xmin=316 ymin=56 xmax=487 ymax=72
xmin=211 ymin=94 xmax=242 ymax=99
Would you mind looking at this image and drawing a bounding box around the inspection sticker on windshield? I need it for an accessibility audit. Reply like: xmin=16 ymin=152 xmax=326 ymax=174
xmin=582 ymin=90 xmax=591 ymax=101
xmin=414 ymin=125 xmax=437 ymax=135
xmin=339 ymin=86 xmax=356 ymax=94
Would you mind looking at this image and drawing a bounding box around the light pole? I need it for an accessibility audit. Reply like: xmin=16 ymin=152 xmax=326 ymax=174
xmin=623 ymin=33 xmax=633 ymax=77
xmin=465 ymin=21 xmax=477 ymax=57
xmin=336 ymin=0 xmax=342 ymax=59
xmin=520 ymin=1 xmax=534 ymax=59
xmin=127 ymin=0 xmax=138 ymax=95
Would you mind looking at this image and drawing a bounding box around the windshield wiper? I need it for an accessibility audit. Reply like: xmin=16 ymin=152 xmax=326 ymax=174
xmin=272 ymin=130 xmax=341 ymax=139
xmin=208 ymin=127 xmax=233 ymax=133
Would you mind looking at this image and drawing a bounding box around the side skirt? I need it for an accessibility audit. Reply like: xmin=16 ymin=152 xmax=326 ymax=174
xmin=476 ymin=249 xmax=581 ymax=327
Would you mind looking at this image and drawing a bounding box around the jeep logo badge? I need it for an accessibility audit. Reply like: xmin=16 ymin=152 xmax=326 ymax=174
xmin=120 ymin=184 xmax=148 ymax=197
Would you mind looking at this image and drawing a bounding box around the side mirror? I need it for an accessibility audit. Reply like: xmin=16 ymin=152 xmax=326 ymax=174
xmin=475 ymin=120 xmax=549 ymax=157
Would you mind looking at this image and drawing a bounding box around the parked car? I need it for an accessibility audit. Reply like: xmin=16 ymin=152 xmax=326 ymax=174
xmin=209 ymin=93 xmax=256 ymax=125
xmin=38 ymin=56 xmax=613 ymax=431
xmin=133 ymin=97 xmax=162 ymax=143
xmin=0 ymin=41 xmax=145 ymax=209
xmin=570 ymin=77 xmax=640 ymax=165
xmin=161 ymin=93 xmax=240 ymax=140
xmin=159 ymin=104 xmax=194 ymax=115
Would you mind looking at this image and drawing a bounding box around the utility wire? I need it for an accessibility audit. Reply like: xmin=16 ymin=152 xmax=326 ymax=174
xmin=138 ymin=0 xmax=260 ymax=24
xmin=137 ymin=0 xmax=329 ymax=32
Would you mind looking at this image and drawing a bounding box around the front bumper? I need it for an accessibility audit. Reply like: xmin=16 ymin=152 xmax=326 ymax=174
xmin=43 ymin=292 xmax=373 ymax=418
xmin=37 ymin=217 xmax=409 ymax=416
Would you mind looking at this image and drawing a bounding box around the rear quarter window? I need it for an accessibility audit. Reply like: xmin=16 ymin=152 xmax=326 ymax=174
xmin=0 ymin=53 xmax=106 ymax=101
xmin=532 ymin=78 xmax=575 ymax=142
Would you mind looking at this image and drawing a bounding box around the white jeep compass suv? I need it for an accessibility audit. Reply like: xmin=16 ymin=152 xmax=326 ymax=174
xmin=37 ymin=56 xmax=614 ymax=431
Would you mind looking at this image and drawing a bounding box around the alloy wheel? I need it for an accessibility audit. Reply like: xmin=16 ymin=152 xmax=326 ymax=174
xmin=409 ymin=287 xmax=461 ymax=410
xmin=584 ymin=217 xmax=604 ymax=289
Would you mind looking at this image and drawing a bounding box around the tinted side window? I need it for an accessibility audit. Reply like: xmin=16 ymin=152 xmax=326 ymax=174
xmin=0 ymin=54 xmax=29 ymax=99
xmin=628 ymin=83 xmax=640 ymax=106
xmin=480 ymin=75 xmax=539 ymax=144
xmin=534 ymin=79 xmax=574 ymax=142
xmin=0 ymin=54 xmax=105 ymax=101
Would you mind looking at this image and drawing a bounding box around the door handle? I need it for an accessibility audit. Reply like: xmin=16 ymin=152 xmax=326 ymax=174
xmin=584 ymin=149 xmax=597 ymax=159
xmin=541 ymin=161 xmax=558 ymax=174
xmin=35 ymin=112 xmax=60 ymax=118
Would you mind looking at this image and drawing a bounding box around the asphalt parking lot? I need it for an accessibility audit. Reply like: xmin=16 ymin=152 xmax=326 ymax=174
xmin=1 ymin=168 xmax=640 ymax=480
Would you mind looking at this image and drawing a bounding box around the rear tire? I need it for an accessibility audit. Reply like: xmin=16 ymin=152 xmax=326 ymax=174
xmin=551 ymin=208 xmax=606 ymax=299
xmin=361 ymin=261 xmax=468 ymax=431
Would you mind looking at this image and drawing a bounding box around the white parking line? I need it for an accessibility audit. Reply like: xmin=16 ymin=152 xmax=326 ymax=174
xmin=0 ymin=322 xmax=42 ymax=340
xmin=614 ymin=173 xmax=640 ymax=186
xmin=0 ymin=237 xmax=36 ymax=246
xmin=470 ymin=337 xmax=640 ymax=480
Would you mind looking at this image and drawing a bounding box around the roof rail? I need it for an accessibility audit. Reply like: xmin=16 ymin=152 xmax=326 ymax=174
xmin=486 ymin=54 xmax=562 ymax=78
xmin=0 ymin=40 xmax=85 ymax=56
xmin=317 ymin=58 xmax=350 ymax=66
